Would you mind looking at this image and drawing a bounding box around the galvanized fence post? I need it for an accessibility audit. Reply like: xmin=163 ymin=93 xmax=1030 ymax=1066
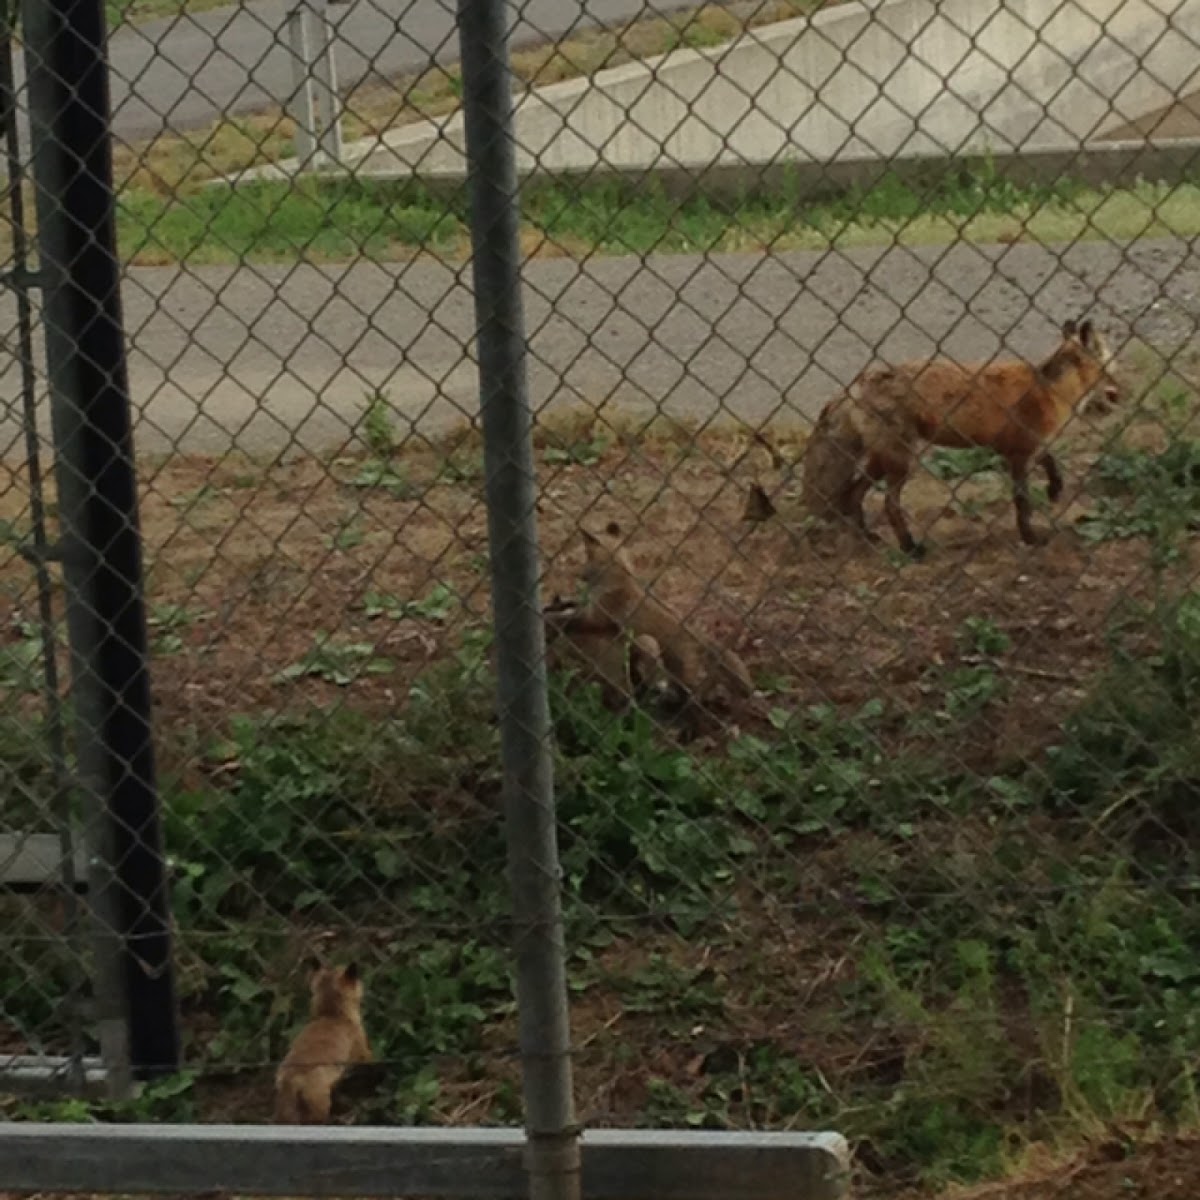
xmin=456 ymin=3 xmax=581 ymax=1200
xmin=285 ymin=2 xmax=319 ymax=166
xmin=310 ymin=0 xmax=343 ymax=165
xmin=21 ymin=0 xmax=180 ymax=1084
xmin=286 ymin=0 xmax=342 ymax=169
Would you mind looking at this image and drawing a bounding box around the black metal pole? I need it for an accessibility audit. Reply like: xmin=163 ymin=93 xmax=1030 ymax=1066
xmin=457 ymin=3 xmax=580 ymax=1200
xmin=21 ymin=0 xmax=179 ymax=1080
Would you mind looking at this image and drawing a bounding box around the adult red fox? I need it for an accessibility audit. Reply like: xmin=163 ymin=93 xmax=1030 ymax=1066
xmin=801 ymin=319 xmax=1121 ymax=554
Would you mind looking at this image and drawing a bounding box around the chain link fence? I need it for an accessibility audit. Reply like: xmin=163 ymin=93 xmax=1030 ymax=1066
xmin=2 ymin=0 xmax=1200 ymax=1193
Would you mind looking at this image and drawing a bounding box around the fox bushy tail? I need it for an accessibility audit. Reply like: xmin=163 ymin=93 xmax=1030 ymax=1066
xmin=801 ymin=397 xmax=864 ymax=522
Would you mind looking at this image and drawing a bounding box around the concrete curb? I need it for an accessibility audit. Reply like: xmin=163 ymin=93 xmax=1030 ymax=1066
xmin=216 ymin=0 xmax=1200 ymax=192
xmin=216 ymin=137 xmax=1200 ymax=202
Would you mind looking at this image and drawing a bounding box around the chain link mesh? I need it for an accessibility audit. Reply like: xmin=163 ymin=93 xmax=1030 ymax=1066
xmin=3 ymin=0 xmax=1200 ymax=1189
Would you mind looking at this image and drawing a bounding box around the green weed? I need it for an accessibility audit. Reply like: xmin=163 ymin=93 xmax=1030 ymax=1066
xmin=0 ymin=517 xmax=31 ymax=546
xmin=275 ymin=636 xmax=393 ymax=686
xmin=543 ymin=436 xmax=609 ymax=467
xmin=437 ymin=447 xmax=485 ymax=484
xmin=959 ymin=615 xmax=1012 ymax=657
xmin=149 ymin=602 xmax=212 ymax=655
xmin=0 ymin=620 xmax=48 ymax=693
xmin=363 ymin=582 xmax=457 ymax=622
xmin=362 ymin=391 xmax=398 ymax=457
xmin=169 ymin=482 xmax=222 ymax=512
xmin=106 ymin=0 xmax=229 ymax=27
xmin=940 ymin=663 xmax=1006 ymax=722
xmin=1078 ymin=438 xmax=1200 ymax=565
xmin=346 ymin=458 xmax=414 ymax=500
xmin=0 ymin=712 xmax=62 ymax=828
xmin=327 ymin=517 xmax=367 ymax=551
xmin=926 ymin=447 xmax=1002 ymax=481
xmin=119 ymin=179 xmax=466 ymax=264
xmin=1043 ymin=591 xmax=1200 ymax=832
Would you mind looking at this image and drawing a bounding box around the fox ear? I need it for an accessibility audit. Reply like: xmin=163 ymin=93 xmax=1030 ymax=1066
xmin=604 ymin=521 xmax=621 ymax=538
xmin=342 ymin=962 xmax=360 ymax=984
xmin=302 ymin=955 xmax=322 ymax=980
xmin=1078 ymin=319 xmax=1095 ymax=348
xmin=581 ymin=528 xmax=599 ymax=555
xmin=1062 ymin=319 xmax=1079 ymax=340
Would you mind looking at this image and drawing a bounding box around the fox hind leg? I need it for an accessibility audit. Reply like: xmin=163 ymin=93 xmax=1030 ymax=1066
xmin=880 ymin=459 xmax=922 ymax=558
xmin=842 ymin=472 xmax=878 ymax=541
xmin=1010 ymin=456 xmax=1047 ymax=545
xmin=1039 ymin=451 xmax=1063 ymax=502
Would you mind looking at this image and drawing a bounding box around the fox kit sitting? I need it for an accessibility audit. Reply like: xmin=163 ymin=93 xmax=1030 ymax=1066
xmin=274 ymin=962 xmax=371 ymax=1124
xmin=545 ymin=593 xmax=663 ymax=710
xmin=579 ymin=522 xmax=754 ymax=708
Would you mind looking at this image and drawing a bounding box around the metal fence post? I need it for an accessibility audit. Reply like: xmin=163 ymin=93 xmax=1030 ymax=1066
xmin=286 ymin=2 xmax=318 ymax=166
xmin=20 ymin=0 xmax=180 ymax=1083
xmin=287 ymin=0 xmax=342 ymax=169
xmin=456 ymin=3 xmax=581 ymax=1200
xmin=310 ymin=0 xmax=343 ymax=165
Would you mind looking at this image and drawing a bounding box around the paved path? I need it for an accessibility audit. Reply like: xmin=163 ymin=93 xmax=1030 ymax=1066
xmin=103 ymin=0 xmax=680 ymax=142
xmin=2 ymin=239 xmax=1196 ymax=461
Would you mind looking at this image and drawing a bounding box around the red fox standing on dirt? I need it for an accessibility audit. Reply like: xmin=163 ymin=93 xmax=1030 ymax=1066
xmin=801 ymin=319 xmax=1121 ymax=555
xmin=274 ymin=962 xmax=371 ymax=1124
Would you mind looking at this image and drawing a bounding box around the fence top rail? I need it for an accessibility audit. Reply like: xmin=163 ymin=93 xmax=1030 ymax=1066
xmin=0 ymin=1123 xmax=850 ymax=1200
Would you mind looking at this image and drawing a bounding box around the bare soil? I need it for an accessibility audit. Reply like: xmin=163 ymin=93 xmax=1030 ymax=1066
xmin=1 ymin=406 xmax=1177 ymax=764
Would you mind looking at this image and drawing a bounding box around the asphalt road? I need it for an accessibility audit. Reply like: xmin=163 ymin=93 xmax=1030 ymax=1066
xmin=1 ymin=238 xmax=1195 ymax=460
xmin=103 ymin=0 xmax=682 ymax=142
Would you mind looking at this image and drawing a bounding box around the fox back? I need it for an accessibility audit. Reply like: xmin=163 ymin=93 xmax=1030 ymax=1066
xmin=853 ymin=320 xmax=1119 ymax=457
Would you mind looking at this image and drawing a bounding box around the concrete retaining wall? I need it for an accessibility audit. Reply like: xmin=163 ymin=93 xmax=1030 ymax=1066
xmin=326 ymin=0 xmax=1200 ymax=182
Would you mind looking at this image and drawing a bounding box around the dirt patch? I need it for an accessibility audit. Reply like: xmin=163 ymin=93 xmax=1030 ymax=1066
xmin=0 ymin=410 xmax=1171 ymax=773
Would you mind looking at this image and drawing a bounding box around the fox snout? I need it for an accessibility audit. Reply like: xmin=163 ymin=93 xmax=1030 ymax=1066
xmin=1088 ymin=370 xmax=1123 ymax=413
